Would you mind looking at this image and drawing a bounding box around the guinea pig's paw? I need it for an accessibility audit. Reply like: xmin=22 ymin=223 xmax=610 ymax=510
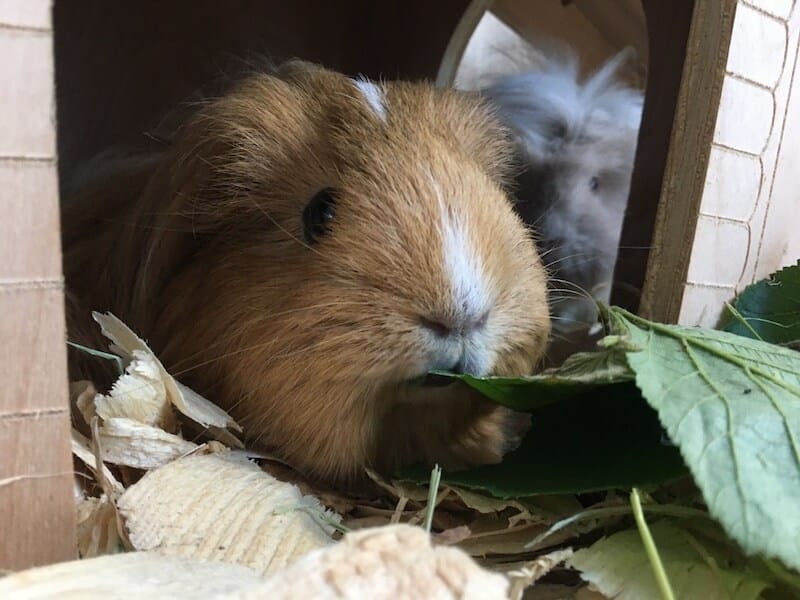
xmin=440 ymin=406 xmax=530 ymax=471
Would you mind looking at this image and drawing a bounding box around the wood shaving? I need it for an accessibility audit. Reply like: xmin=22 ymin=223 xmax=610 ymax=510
xmin=0 ymin=551 xmax=264 ymax=599
xmin=93 ymin=350 xmax=177 ymax=431
xmin=237 ymin=524 xmax=510 ymax=599
xmin=58 ymin=312 xmax=597 ymax=599
xmin=75 ymin=495 xmax=121 ymax=558
xmin=71 ymin=430 xmax=123 ymax=496
xmin=506 ymin=549 xmax=574 ymax=600
xmin=96 ymin=418 xmax=198 ymax=469
xmin=92 ymin=312 xmax=242 ymax=443
xmin=117 ymin=452 xmax=340 ymax=577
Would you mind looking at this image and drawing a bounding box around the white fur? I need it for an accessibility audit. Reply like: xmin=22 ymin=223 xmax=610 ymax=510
xmin=353 ymin=77 xmax=387 ymax=121
xmin=441 ymin=207 xmax=492 ymax=376
xmin=429 ymin=176 xmax=489 ymax=324
xmin=442 ymin=211 xmax=488 ymax=319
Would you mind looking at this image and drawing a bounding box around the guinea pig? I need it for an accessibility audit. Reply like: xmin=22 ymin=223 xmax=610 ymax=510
xmin=62 ymin=60 xmax=551 ymax=488
xmin=480 ymin=50 xmax=644 ymax=336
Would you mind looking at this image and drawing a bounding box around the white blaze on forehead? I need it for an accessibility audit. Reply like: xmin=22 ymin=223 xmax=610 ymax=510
xmin=352 ymin=76 xmax=387 ymax=121
xmin=431 ymin=179 xmax=490 ymax=318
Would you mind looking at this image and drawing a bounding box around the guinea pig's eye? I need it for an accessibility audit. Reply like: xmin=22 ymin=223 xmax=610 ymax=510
xmin=589 ymin=176 xmax=600 ymax=192
xmin=303 ymin=188 xmax=337 ymax=244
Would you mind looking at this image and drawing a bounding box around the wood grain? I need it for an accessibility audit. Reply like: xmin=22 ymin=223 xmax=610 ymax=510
xmin=53 ymin=0 xmax=471 ymax=183
xmin=0 ymin=0 xmax=77 ymax=570
xmin=635 ymin=0 xmax=738 ymax=322
xmin=611 ymin=0 xmax=697 ymax=315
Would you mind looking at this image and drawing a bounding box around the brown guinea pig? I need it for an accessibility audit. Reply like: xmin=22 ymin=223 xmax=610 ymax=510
xmin=63 ymin=60 xmax=551 ymax=487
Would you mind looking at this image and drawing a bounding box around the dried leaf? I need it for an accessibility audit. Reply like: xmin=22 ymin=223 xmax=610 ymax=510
xmin=458 ymin=522 xmax=551 ymax=557
xmin=71 ymin=429 xmax=123 ymax=496
xmin=506 ymin=548 xmax=573 ymax=600
xmin=523 ymin=584 xmax=602 ymax=599
xmin=117 ymin=452 xmax=340 ymax=576
xmin=71 ymin=380 xmax=98 ymax=426
xmin=97 ymin=418 xmax=198 ymax=469
xmin=433 ymin=525 xmax=473 ymax=546
xmin=0 ymin=551 xmax=264 ymax=599
xmin=75 ymin=495 xmax=121 ymax=558
xmin=173 ymin=380 xmax=242 ymax=434
xmin=451 ymin=487 xmax=535 ymax=518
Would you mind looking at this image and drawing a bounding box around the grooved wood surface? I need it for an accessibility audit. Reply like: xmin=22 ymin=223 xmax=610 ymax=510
xmin=0 ymin=0 xmax=77 ymax=570
xmin=677 ymin=0 xmax=800 ymax=326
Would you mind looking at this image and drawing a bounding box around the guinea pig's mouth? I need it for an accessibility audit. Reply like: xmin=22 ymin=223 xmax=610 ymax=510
xmin=408 ymin=372 xmax=459 ymax=388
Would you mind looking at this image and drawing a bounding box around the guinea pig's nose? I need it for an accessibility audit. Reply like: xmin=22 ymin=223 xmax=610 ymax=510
xmin=451 ymin=360 xmax=466 ymax=375
xmin=419 ymin=311 xmax=489 ymax=338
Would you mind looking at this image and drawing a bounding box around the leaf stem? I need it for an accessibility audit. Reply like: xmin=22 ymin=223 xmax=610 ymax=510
xmin=525 ymin=503 xmax=711 ymax=549
xmin=631 ymin=488 xmax=675 ymax=600
xmin=724 ymin=302 xmax=764 ymax=341
xmin=423 ymin=464 xmax=442 ymax=533
xmin=67 ymin=340 xmax=125 ymax=376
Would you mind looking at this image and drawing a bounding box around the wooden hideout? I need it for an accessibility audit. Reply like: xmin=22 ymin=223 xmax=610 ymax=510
xmin=3 ymin=0 xmax=798 ymax=570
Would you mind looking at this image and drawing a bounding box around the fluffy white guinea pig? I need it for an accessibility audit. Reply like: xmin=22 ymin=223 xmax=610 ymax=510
xmin=481 ymin=50 xmax=644 ymax=336
xmin=63 ymin=60 xmax=551 ymax=488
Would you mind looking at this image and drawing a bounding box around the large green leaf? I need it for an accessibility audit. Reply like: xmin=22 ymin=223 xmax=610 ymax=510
xmin=612 ymin=308 xmax=800 ymax=570
xmin=568 ymin=521 xmax=772 ymax=599
xmin=723 ymin=263 xmax=800 ymax=346
xmin=399 ymin=383 xmax=687 ymax=498
xmin=429 ymin=342 xmax=634 ymax=412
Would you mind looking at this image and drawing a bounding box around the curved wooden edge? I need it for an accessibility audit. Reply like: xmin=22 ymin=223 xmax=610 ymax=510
xmin=436 ymin=0 xmax=493 ymax=87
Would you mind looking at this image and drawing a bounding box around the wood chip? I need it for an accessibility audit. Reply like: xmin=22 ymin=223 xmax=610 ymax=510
xmin=117 ymin=452 xmax=340 ymax=577
xmin=96 ymin=418 xmax=198 ymax=469
xmin=506 ymin=548 xmax=574 ymax=600
xmin=93 ymin=351 xmax=177 ymax=431
xmin=0 ymin=551 xmax=264 ymax=599
xmin=75 ymin=495 xmax=121 ymax=558
xmin=237 ymin=524 xmax=511 ymax=599
xmin=92 ymin=312 xmax=241 ymax=441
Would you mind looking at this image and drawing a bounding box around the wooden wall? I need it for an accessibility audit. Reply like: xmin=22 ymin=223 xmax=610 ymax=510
xmin=53 ymin=0 xmax=472 ymax=183
xmin=0 ymin=0 xmax=77 ymax=570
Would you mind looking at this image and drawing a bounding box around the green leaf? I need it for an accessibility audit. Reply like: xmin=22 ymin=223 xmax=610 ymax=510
xmin=398 ymin=383 xmax=687 ymax=497
xmin=430 ymin=344 xmax=634 ymax=412
xmin=611 ymin=308 xmax=800 ymax=571
xmin=723 ymin=263 xmax=800 ymax=346
xmin=568 ymin=521 xmax=772 ymax=600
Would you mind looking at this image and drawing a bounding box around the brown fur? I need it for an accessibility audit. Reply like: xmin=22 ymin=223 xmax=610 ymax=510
xmin=63 ymin=61 xmax=551 ymax=488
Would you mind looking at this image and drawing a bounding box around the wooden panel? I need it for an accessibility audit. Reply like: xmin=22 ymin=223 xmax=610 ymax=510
xmin=610 ymin=0 xmax=699 ymax=314
xmin=628 ymin=0 xmax=737 ymax=322
xmin=53 ymin=0 xmax=470 ymax=183
xmin=0 ymin=27 xmax=55 ymax=157
xmin=491 ymin=0 xmax=622 ymax=75
xmin=0 ymin=0 xmax=51 ymax=30
xmin=0 ymin=161 xmax=61 ymax=280
xmin=0 ymin=413 xmax=76 ymax=570
xmin=679 ymin=0 xmax=800 ymax=326
xmin=0 ymin=0 xmax=77 ymax=570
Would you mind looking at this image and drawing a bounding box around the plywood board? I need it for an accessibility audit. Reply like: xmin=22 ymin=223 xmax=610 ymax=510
xmin=677 ymin=0 xmax=800 ymax=326
xmin=0 ymin=0 xmax=77 ymax=570
xmin=636 ymin=0 xmax=739 ymax=323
